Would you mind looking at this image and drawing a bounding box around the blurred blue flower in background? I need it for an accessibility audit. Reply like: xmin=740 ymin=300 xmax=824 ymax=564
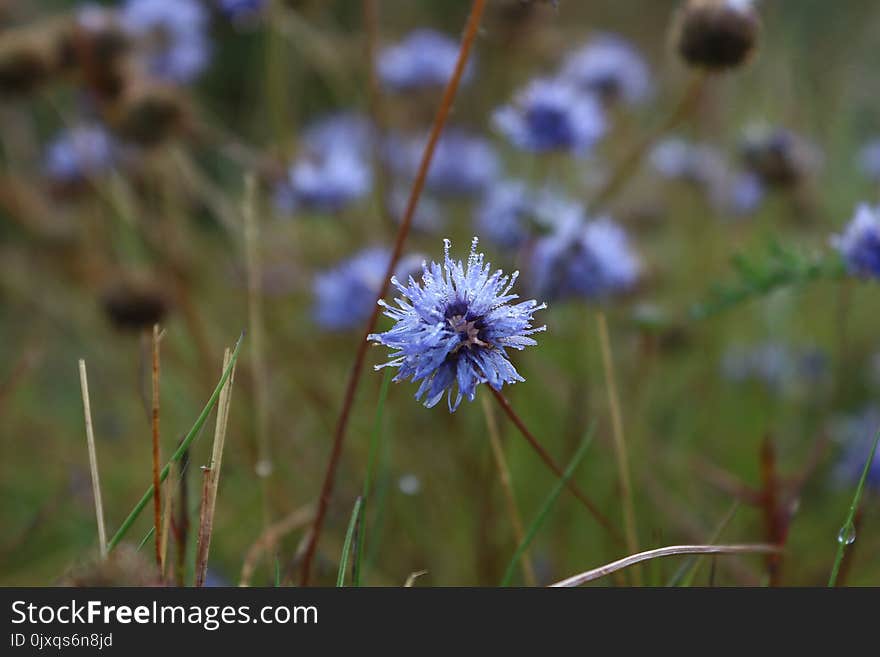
xmin=493 ymin=77 xmax=606 ymax=154
xmin=378 ymin=29 xmax=473 ymax=92
xmin=313 ymin=248 xmax=422 ymax=330
xmin=476 ymin=180 xmax=534 ymax=249
xmin=386 ymin=129 xmax=499 ymax=197
xmin=832 ymin=204 xmax=880 ymax=279
xmin=858 ymin=139 xmax=880 ymax=182
xmin=217 ymin=0 xmax=266 ymax=21
xmin=43 ymin=123 xmax=116 ymax=184
xmin=369 ymin=238 xmax=546 ymax=411
xmin=650 ymin=137 xmax=726 ymax=188
xmin=276 ymin=114 xmax=374 ymax=214
xmin=388 ymin=186 xmax=444 ymax=233
xmin=529 ymin=208 xmax=640 ymax=301
xmin=559 ymin=33 xmax=652 ymax=106
xmin=121 ymin=0 xmax=211 ymax=84
xmin=831 ymin=406 xmax=880 ymax=490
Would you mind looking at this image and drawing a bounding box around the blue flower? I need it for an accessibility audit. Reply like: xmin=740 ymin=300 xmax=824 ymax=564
xmin=493 ymin=77 xmax=606 ymax=154
xmin=121 ymin=0 xmax=210 ymax=84
xmin=277 ymin=114 xmax=374 ymax=214
xmin=832 ymin=406 xmax=880 ymax=490
xmin=529 ymin=208 xmax=640 ymax=301
xmin=559 ymin=33 xmax=652 ymax=106
xmin=314 ymin=248 xmax=422 ymax=330
xmin=377 ymin=29 xmax=473 ymax=92
xmin=832 ymin=204 xmax=880 ymax=279
xmin=43 ymin=123 xmax=116 ymax=184
xmin=389 ymin=186 xmax=444 ymax=233
xmin=858 ymin=139 xmax=880 ymax=182
xmin=476 ymin=180 xmax=534 ymax=248
xmin=369 ymin=238 xmax=546 ymax=411
xmin=475 ymin=183 xmax=572 ymax=249
xmin=217 ymin=0 xmax=265 ymax=21
xmin=650 ymin=138 xmax=726 ymax=187
xmin=386 ymin=129 xmax=499 ymax=197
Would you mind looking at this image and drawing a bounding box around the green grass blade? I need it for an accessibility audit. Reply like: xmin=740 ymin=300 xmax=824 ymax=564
xmin=828 ymin=424 xmax=880 ymax=586
xmin=500 ymin=423 xmax=596 ymax=587
xmin=337 ymin=496 xmax=363 ymax=587
xmin=106 ymin=333 xmax=244 ymax=552
xmin=352 ymin=369 xmax=391 ymax=587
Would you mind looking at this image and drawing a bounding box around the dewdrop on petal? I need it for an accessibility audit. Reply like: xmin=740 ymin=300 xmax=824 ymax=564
xmin=369 ymin=238 xmax=546 ymax=412
xmin=673 ymin=0 xmax=760 ymax=71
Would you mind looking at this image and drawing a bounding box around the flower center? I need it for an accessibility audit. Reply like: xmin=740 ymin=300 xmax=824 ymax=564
xmin=447 ymin=313 xmax=490 ymax=353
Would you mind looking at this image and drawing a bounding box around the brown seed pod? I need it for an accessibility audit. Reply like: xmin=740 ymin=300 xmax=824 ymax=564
xmin=0 ymin=19 xmax=74 ymax=96
xmin=673 ymin=0 xmax=760 ymax=71
xmin=58 ymin=543 xmax=162 ymax=586
xmin=109 ymin=81 xmax=189 ymax=147
xmin=740 ymin=125 xmax=821 ymax=189
xmin=70 ymin=6 xmax=132 ymax=103
xmin=100 ymin=274 xmax=171 ymax=332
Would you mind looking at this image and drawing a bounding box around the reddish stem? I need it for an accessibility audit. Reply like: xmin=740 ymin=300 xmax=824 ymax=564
xmin=490 ymin=388 xmax=624 ymax=545
xmin=299 ymin=0 xmax=489 ymax=585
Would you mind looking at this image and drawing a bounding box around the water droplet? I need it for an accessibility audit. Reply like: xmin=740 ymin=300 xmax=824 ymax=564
xmin=837 ymin=523 xmax=856 ymax=545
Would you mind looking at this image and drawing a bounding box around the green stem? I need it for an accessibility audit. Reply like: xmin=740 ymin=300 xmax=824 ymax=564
xmin=106 ymin=334 xmax=244 ymax=552
xmin=500 ymin=424 xmax=596 ymax=587
xmin=337 ymin=497 xmax=364 ymax=587
xmin=828 ymin=425 xmax=880 ymax=586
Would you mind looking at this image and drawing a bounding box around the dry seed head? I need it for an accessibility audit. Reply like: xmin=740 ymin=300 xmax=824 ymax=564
xmin=673 ymin=0 xmax=760 ymax=71
xmin=100 ymin=273 xmax=171 ymax=332
xmin=109 ymin=81 xmax=189 ymax=147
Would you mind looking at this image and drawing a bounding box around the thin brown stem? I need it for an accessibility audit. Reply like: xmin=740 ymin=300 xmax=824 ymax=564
xmin=175 ymin=438 xmax=190 ymax=587
xmin=490 ymin=388 xmax=623 ymax=545
xmin=150 ymin=325 xmax=163 ymax=570
xmin=589 ymin=72 xmax=708 ymax=213
xmin=480 ymin=393 xmax=536 ymax=586
xmin=596 ymin=311 xmax=640 ymax=584
xmin=551 ymin=544 xmax=780 ymax=587
xmin=299 ymin=0 xmax=489 ymax=586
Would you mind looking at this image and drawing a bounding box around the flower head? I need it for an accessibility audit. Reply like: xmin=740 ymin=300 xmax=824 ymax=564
xmin=369 ymin=238 xmax=546 ymax=411
xmin=378 ymin=29 xmax=473 ymax=92
xmin=858 ymin=139 xmax=880 ymax=182
xmin=217 ymin=0 xmax=266 ymax=21
xmin=314 ymin=248 xmax=421 ymax=330
xmin=831 ymin=406 xmax=880 ymax=490
xmin=493 ymin=77 xmax=606 ymax=154
xmin=529 ymin=208 xmax=640 ymax=301
xmin=832 ymin=204 xmax=880 ymax=279
xmin=43 ymin=123 xmax=116 ymax=185
xmin=674 ymin=0 xmax=760 ymax=71
xmin=276 ymin=114 xmax=374 ymax=214
xmin=121 ymin=0 xmax=210 ymax=83
xmin=386 ymin=129 xmax=499 ymax=197
xmin=559 ymin=33 xmax=652 ymax=106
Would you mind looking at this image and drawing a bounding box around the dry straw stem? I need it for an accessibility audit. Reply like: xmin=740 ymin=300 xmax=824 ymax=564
xmin=404 ymin=571 xmax=429 ymax=587
xmin=242 ymin=174 xmax=272 ymax=525
xmin=150 ymin=324 xmax=163 ymax=570
xmin=480 ymin=393 xmax=536 ymax=586
xmin=159 ymin=472 xmax=174 ymax=581
xmin=596 ymin=311 xmax=640 ymax=584
xmin=239 ymin=504 xmax=314 ymax=587
xmin=78 ymin=359 xmax=107 ymax=558
xmin=551 ymin=544 xmax=780 ymax=587
xmin=195 ymin=347 xmax=237 ymax=587
xmin=299 ymin=0 xmax=489 ymax=586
